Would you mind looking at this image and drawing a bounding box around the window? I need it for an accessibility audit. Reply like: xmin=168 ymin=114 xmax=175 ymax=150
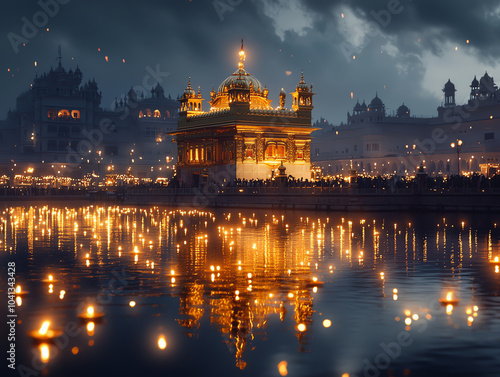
xmin=165 ymin=110 xmax=171 ymax=118
xmin=246 ymin=149 xmax=253 ymax=158
xmin=485 ymin=132 xmax=494 ymax=140
xmin=146 ymin=109 xmax=152 ymax=117
xmin=58 ymin=109 xmax=70 ymax=119
xmin=58 ymin=126 xmax=70 ymax=138
xmin=154 ymin=109 xmax=161 ymax=118
xmin=296 ymin=151 xmax=304 ymax=159
xmin=71 ymin=110 xmax=80 ymax=119
xmin=47 ymin=110 xmax=57 ymax=120
xmin=139 ymin=110 xmax=144 ymax=118
xmin=265 ymin=143 xmax=286 ymax=159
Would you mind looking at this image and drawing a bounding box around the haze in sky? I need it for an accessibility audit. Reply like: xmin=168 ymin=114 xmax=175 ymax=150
xmin=1 ymin=0 xmax=500 ymax=124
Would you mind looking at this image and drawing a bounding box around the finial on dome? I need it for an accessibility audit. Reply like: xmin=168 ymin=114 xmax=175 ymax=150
xmin=238 ymin=39 xmax=246 ymax=70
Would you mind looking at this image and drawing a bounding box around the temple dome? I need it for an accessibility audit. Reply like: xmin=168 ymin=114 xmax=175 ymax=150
xmin=396 ymin=103 xmax=410 ymax=117
xmin=218 ymin=68 xmax=261 ymax=93
xmin=369 ymin=94 xmax=384 ymax=109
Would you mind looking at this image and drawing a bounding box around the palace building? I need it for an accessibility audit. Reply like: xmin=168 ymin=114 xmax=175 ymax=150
xmin=172 ymin=42 xmax=318 ymax=186
xmin=312 ymin=72 xmax=500 ymax=177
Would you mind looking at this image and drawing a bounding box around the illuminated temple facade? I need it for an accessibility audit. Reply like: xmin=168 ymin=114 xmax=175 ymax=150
xmin=172 ymin=43 xmax=318 ymax=186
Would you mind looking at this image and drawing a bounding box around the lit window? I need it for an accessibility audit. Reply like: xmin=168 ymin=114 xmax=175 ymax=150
xmin=154 ymin=109 xmax=161 ymax=118
xmin=57 ymin=109 xmax=70 ymax=118
xmin=146 ymin=109 xmax=152 ymax=117
xmin=71 ymin=110 xmax=80 ymax=119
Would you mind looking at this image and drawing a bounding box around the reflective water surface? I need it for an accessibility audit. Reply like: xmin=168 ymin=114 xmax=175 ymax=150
xmin=2 ymin=204 xmax=500 ymax=377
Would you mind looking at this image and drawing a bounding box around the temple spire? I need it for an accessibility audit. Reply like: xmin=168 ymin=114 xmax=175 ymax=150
xmin=57 ymin=45 xmax=62 ymax=67
xmin=238 ymin=39 xmax=246 ymax=70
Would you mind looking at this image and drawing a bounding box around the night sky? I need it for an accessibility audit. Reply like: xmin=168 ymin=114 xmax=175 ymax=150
xmin=1 ymin=0 xmax=500 ymax=124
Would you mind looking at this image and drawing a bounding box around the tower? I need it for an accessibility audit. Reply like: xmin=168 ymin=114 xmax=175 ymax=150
xmin=443 ymin=79 xmax=456 ymax=107
xmin=179 ymin=78 xmax=203 ymax=115
xmin=291 ymin=71 xmax=314 ymax=117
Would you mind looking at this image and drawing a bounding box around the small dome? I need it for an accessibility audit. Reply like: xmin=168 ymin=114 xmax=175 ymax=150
xmin=396 ymin=103 xmax=410 ymax=117
xmin=296 ymin=71 xmax=309 ymax=92
xmin=471 ymin=75 xmax=479 ymax=87
xmin=369 ymin=94 xmax=384 ymax=109
xmin=354 ymin=101 xmax=363 ymax=112
xmin=183 ymin=79 xmax=195 ymax=97
xmin=444 ymin=79 xmax=456 ymax=92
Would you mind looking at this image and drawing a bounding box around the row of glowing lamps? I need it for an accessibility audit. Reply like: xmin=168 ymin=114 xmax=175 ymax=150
xmin=14 ymin=255 xmax=500 ymax=370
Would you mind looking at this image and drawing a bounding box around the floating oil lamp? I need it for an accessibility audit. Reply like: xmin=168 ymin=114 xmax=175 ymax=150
xmin=77 ymin=305 xmax=105 ymax=320
xmin=41 ymin=274 xmax=58 ymax=283
xmin=490 ymin=256 xmax=500 ymax=264
xmin=439 ymin=291 xmax=460 ymax=306
xmin=15 ymin=285 xmax=28 ymax=296
xmin=29 ymin=321 xmax=62 ymax=340
xmin=306 ymin=276 xmax=324 ymax=288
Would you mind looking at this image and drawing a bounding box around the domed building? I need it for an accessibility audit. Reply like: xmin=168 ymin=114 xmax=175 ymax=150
xmin=172 ymin=42 xmax=318 ymax=186
xmin=396 ymin=103 xmax=410 ymax=117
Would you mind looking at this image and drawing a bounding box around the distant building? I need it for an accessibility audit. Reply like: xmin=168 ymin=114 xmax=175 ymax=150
xmin=312 ymin=73 xmax=500 ymax=177
xmin=0 ymin=50 xmax=177 ymax=179
xmin=172 ymin=42 xmax=318 ymax=186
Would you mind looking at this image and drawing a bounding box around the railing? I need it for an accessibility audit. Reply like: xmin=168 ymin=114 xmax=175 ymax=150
xmin=126 ymin=186 xmax=500 ymax=196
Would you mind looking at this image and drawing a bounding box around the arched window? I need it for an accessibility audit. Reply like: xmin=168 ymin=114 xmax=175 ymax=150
xmin=47 ymin=110 xmax=57 ymax=119
xmin=154 ymin=109 xmax=161 ymax=118
xmin=139 ymin=111 xmax=144 ymax=118
xmin=71 ymin=110 xmax=80 ymax=119
xmin=146 ymin=109 xmax=152 ymax=117
xmin=58 ymin=109 xmax=70 ymax=119
xmin=265 ymin=143 xmax=286 ymax=159
xmin=165 ymin=110 xmax=170 ymax=118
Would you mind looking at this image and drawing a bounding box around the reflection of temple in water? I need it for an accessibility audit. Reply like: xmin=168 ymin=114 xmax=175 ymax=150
xmin=168 ymin=211 xmax=319 ymax=369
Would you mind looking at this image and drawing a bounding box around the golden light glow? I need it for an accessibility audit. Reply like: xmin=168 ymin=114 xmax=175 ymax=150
xmin=40 ymin=343 xmax=50 ymax=363
xmin=87 ymin=306 xmax=94 ymax=316
xmin=404 ymin=318 xmax=412 ymax=326
xmin=158 ymin=336 xmax=167 ymax=350
xmin=446 ymin=304 xmax=453 ymax=315
xmin=278 ymin=361 xmax=288 ymax=376
xmin=15 ymin=285 xmax=21 ymax=294
xmin=412 ymin=314 xmax=419 ymax=321
xmin=72 ymin=347 xmax=79 ymax=355
xmin=39 ymin=321 xmax=50 ymax=335
xmin=323 ymin=319 xmax=332 ymax=328
xmin=297 ymin=323 xmax=306 ymax=332
xmin=129 ymin=301 xmax=136 ymax=307
xmin=446 ymin=292 xmax=453 ymax=302
xmin=16 ymin=296 xmax=22 ymax=306
xmin=48 ymin=275 xmax=53 ymax=281
xmin=404 ymin=310 xmax=411 ymax=317
xmin=87 ymin=321 xmax=95 ymax=334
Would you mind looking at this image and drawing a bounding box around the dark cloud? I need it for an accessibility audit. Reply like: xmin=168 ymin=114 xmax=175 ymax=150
xmin=0 ymin=0 xmax=499 ymax=124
